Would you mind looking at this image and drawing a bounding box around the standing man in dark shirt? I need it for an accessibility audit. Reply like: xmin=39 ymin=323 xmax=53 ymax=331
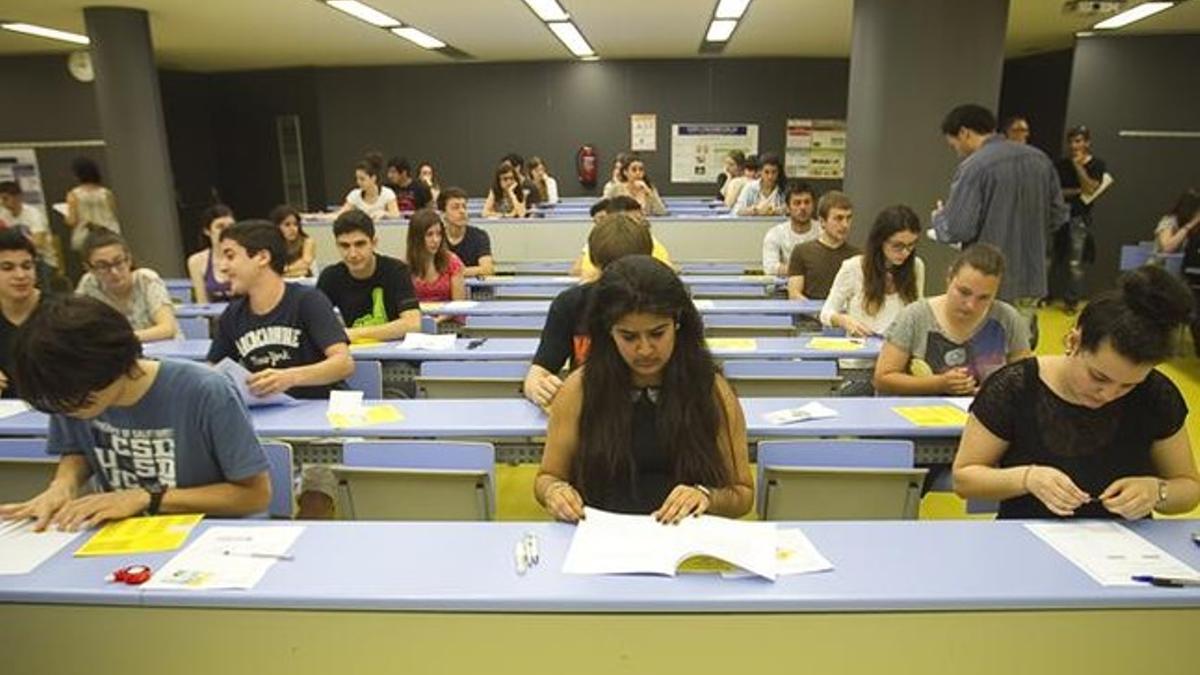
xmin=318 ymin=210 xmax=421 ymax=341
xmin=0 ymin=229 xmax=41 ymax=399
xmin=1051 ymin=126 xmax=1112 ymax=313
xmin=523 ymin=213 xmax=654 ymax=407
xmin=438 ymin=186 xmax=495 ymax=277
xmin=206 ymin=221 xmax=353 ymax=399
xmin=386 ymin=157 xmax=432 ymax=213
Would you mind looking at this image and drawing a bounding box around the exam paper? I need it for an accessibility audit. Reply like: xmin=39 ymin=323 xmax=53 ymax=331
xmin=215 ymin=358 xmax=297 ymax=408
xmin=562 ymin=508 xmax=780 ymax=580
xmin=399 ymin=332 xmax=458 ymax=351
xmin=692 ymin=299 xmax=716 ymax=310
xmin=0 ymin=400 xmax=30 ymax=420
xmin=1025 ymin=522 xmax=1200 ymax=587
xmin=722 ymin=528 xmax=834 ymax=579
xmin=944 ymin=397 xmax=973 ymax=413
xmin=75 ymin=514 xmax=204 ymax=556
xmin=0 ymin=519 xmax=81 ymax=575
xmin=762 ymin=401 xmax=838 ymax=425
xmin=143 ymin=525 xmax=304 ymax=591
xmin=439 ymin=300 xmax=479 ymax=311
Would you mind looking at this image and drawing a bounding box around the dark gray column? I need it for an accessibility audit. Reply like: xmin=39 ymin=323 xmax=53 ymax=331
xmin=843 ymin=0 xmax=1008 ymax=293
xmin=84 ymin=7 xmax=182 ymax=275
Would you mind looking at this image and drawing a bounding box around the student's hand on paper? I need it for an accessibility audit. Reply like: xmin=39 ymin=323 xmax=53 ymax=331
xmin=654 ymin=485 xmax=710 ymax=525
xmin=50 ymin=490 xmax=149 ymax=532
xmin=0 ymin=482 xmax=74 ymax=532
xmin=839 ymin=316 xmax=874 ymax=338
xmin=544 ymin=482 xmax=585 ymax=523
xmin=246 ymin=368 xmax=295 ymax=396
xmin=526 ymin=373 xmax=564 ymax=408
xmin=1025 ymin=466 xmax=1091 ymax=516
xmin=1098 ymin=477 xmax=1160 ymax=520
xmin=940 ymin=368 xmax=977 ymax=396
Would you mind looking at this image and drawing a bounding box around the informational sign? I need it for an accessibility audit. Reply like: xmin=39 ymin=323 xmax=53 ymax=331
xmin=671 ymin=123 xmax=758 ymax=184
xmin=785 ymin=119 xmax=847 ymax=179
xmin=0 ymin=148 xmax=46 ymax=210
xmin=630 ymin=113 xmax=657 ymax=151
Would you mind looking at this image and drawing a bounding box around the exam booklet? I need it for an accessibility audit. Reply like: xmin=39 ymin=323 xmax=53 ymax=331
xmin=562 ymin=507 xmax=780 ymax=580
xmin=215 ymin=358 xmax=297 ymax=408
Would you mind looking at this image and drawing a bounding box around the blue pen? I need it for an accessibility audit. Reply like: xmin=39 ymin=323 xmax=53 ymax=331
xmin=1131 ymin=575 xmax=1200 ymax=588
xmin=466 ymin=338 xmax=488 ymax=350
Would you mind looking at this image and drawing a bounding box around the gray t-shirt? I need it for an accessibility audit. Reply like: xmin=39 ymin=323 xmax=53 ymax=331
xmin=49 ymin=359 xmax=268 ymax=491
xmin=77 ymin=268 xmax=179 ymax=337
xmin=885 ymin=298 xmax=1030 ymax=385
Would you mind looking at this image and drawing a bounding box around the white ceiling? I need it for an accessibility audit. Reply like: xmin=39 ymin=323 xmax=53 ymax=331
xmin=0 ymin=0 xmax=1196 ymax=71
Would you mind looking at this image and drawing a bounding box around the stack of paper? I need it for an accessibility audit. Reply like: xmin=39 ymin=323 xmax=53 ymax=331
xmin=326 ymin=390 xmax=403 ymax=428
xmin=144 ymin=525 xmax=304 ymax=591
xmin=0 ymin=520 xmax=81 ymax=575
xmin=399 ymin=333 xmax=457 ymax=351
xmin=75 ymin=514 xmax=204 ymax=556
xmin=562 ymin=508 xmax=781 ymax=580
xmin=762 ymin=401 xmax=839 ymax=425
xmin=215 ymin=358 xmax=297 ymax=408
xmin=1026 ymin=522 xmax=1200 ymax=587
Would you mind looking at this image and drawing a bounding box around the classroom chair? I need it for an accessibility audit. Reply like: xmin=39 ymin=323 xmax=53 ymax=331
xmin=416 ymin=360 xmax=527 ymax=398
xmin=461 ymin=314 xmax=546 ymax=338
xmin=756 ymin=439 xmax=927 ymax=520
xmin=420 ymin=315 xmax=438 ymax=333
xmin=0 ymin=438 xmax=57 ymax=504
xmin=165 ymin=284 xmax=192 ymax=303
xmin=331 ymin=441 xmax=495 ymax=520
xmin=1119 ymin=244 xmax=1153 ymax=271
xmin=258 ymin=440 xmax=295 ymax=519
xmin=346 ymin=360 xmax=384 ymax=398
xmin=724 ymin=359 xmax=842 ymax=397
xmin=703 ymin=314 xmax=795 ymax=338
xmin=176 ymin=316 xmax=210 ymax=339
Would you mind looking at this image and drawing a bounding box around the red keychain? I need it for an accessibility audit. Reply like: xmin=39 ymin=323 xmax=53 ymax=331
xmin=107 ymin=564 xmax=152 ymax=585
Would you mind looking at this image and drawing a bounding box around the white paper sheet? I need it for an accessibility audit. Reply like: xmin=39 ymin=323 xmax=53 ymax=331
xmin=562 ymin=508 xmax=780 ymax=580
xmin=692 ymin=299 xmax=715 ymax=310
xmin=762 ymin=401 xmax=838 ymax=425
xmin=722 ymin=528 xmax=834 ymax=579
xmin=439 ymin=300 xmax=479 ymax=311
xmin=0 ymin=400 xmax=30 ymax=420
xmin=0 ymin=519 xmax=81 ymax=575
xmin=944 ymin=397 xmax=973 ymax=413
xmin=214 ymin=358 xmax=297 ymax=408
xmin=143 ymin=525 xmax=304 ymax=591
xmin=1025 ymin=522 xmax=1200 ymax=587
xmin=399 ymin=332 xmax=458 ymax=351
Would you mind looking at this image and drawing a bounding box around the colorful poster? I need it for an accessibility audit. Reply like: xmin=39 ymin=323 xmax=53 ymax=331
xmin=671 ymin=123 xmax=759 ymax=184
xmin=785 ymin=119 xmax=846 ymax=179
xmin=0 ymin=148 xmax=46 ymax=209
xmin=630 ymin=113 xmax=657 ymax=151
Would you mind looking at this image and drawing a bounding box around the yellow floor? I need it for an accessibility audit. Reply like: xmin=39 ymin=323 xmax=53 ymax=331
xmin=496 ymin=307 xmax=1200 ymax=521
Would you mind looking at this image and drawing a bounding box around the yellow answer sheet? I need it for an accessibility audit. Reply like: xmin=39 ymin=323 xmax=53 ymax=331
xmin=892 ymin=405 xmax=969 ymax=427
xmin=705 ymin=338 xmax=758 ymax=352
xmin=75 ymin=514 xmax=204 ymax=557
xmin=806 ymin=337 xmax=866 ymax=351
xmin=327 ymin=404 xmax=404 ymax=429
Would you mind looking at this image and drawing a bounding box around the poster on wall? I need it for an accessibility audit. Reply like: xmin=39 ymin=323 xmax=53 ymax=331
xmin=785 ymin=119 xmax=847 ymax=179
xmin=0 ymin=148 xmax=47 ymax=210
xmin=630 ymin=113 xmax=657 ymax=151
xmin=670 ymin=123 xmax=758 ymax=184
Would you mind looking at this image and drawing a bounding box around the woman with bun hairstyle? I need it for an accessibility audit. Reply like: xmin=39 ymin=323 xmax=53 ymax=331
xmin=953 ymin=265 xmax=1200 ymax=519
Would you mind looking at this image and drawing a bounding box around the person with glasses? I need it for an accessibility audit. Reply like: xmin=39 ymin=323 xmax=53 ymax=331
xmin=482 ymin=161 xmax=528 ymax=219
xmin=0 ymin=229 xmax=41 ymax=399
xmin=820 ymin=205 xmax=925 ymax=338
xmin=1001 ymin=116 xmax=1030 ymax=144
xmin=77 ymin=229 xmax=180 ymax=342
xmin=874 ymin=244 xmax=1031 ymax=396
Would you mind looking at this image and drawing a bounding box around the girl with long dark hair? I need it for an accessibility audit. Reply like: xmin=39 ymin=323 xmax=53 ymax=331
xmin=535 ymin=255 xmax=752 ymax=524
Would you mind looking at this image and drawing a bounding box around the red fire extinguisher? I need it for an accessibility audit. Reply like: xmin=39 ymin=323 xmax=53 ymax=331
xmin=577 ymin=145 xmax=598 ymax=188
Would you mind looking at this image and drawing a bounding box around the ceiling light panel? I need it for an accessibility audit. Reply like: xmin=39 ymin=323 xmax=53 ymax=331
xmin=706 ymin=19 xmax=738 ymax=42
xmin=0 ymin=22 xmax=90 ymax=45
xmin=325 ymin=1 xmax=401 ymax=28
xmin=1093 ymin=2 xmax=1174 ymax=29
xmin=523 ymin=0 xmax=571 ymax=22
xmin=547 ymin=21 xmax=594 ymax=57
xmin=391 ymin=26 xmax=447 ymax=49
xmin=715 ymin=0 xmax=752 ymax=20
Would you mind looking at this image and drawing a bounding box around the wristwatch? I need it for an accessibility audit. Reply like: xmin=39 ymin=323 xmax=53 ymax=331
xmin=144 ymin=482 xmax=167 ymax=516
xmin=1156 ymin=480 xmax=1169 ymax=508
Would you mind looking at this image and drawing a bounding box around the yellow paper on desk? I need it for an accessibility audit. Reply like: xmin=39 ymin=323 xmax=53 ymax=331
xmin=892 ymin=405 xmax=968 ymax=427
xmin=705 ymin=338 xmax=758 ymax=352
xmin=678 ymin=555 xmax=737 ymax=574
xmin=806 ymin=337 xmax=866 ymax=351
xmin=419 ymin=302 xmax=443 ymax=312
xmin=327 ymin=404 xmax=404 ymax=429
xmin=349 ymin=338 xmax=383 ymax=350
xmin=74 ymin=514 xmax=204 ymax=557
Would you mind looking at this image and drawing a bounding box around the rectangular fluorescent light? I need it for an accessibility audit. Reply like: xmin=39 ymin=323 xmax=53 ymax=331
xmin=524 ymin=0 xmax=570 ymax=22
xmin=0 ymin=22 xmax=90 ymax=45
xmin=548 ymin=21 xmax=594 ymax=58
xmin=325 ymin=1 xmax=401 ymax=28
xmin=706 ymin=19 xmax=738 ymax=42
xmin=715 ymin=0 xmax=752 ymax=20
xmin=391 ymin=26 xmax=446 ymax=49
xmin=1093 ymin=2 xmax=1173 ymax=29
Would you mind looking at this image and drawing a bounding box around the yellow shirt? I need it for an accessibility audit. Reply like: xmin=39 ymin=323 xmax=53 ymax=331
xmin=579 ymin=236 xmax=673 ymax=278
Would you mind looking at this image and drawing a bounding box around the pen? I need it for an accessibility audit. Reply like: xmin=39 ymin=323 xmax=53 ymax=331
xmin=222 ymin=550 xmax=294 ymax=561
xmin=523 ymin=532 xmax=540 ymax=566
xmin=466 ymin=338 xmax=489 ymax=350
xmin=514 ymin=540 xmax=528 ymax=575
xmin=1131 ymin=575 xmax=1200 ymax=588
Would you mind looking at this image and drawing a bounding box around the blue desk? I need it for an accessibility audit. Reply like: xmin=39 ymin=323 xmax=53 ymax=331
xmin=4 ymin=519 xmax=1198 ymax=672
xmin=419 ymin=298 xmax=822 ymax=318
xmin=142 ymin=336 xmax=883 ymax=364
xmin=174 ymin=302 xmax=227 ymax=318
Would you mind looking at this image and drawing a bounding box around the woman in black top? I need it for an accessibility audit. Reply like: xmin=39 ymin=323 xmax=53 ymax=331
xmin=953 ymin=265 xmax=1200 ymax=519
xmin=536 ymin=255 xmax=752 ymax=524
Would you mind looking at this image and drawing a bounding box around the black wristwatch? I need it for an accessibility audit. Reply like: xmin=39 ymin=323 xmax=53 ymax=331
xmin=143 ymin=482 xmax=167 ymax=516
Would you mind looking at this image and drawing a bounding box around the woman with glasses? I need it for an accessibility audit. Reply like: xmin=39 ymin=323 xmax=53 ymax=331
xmin=77 ymin=229 xmax=180 ymax=342
xmin=820 ymin=205 xmax=925 ymax=337
xmin=482 ymin=161 xmax=528 ymax=219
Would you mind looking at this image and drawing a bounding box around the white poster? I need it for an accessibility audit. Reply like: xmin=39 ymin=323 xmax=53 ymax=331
xmin=671 ymin=123 xmax=758 ymax=184
xmin=630 ymin=113 xmax=657 ymax=151
xmin=0 ymin=148 xmax=46 ymax=209
xmin=785 ymin=119 xmax=846 ymax=179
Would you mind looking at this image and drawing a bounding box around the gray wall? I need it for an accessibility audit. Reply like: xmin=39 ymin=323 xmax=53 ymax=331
xmin=1063 ymin=34 xmax=1200 ymax=292
xmin=313 ymin=58 xmax=849 ymax=205
xmin=998 ymin=49 xmax=1073 ymax=160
